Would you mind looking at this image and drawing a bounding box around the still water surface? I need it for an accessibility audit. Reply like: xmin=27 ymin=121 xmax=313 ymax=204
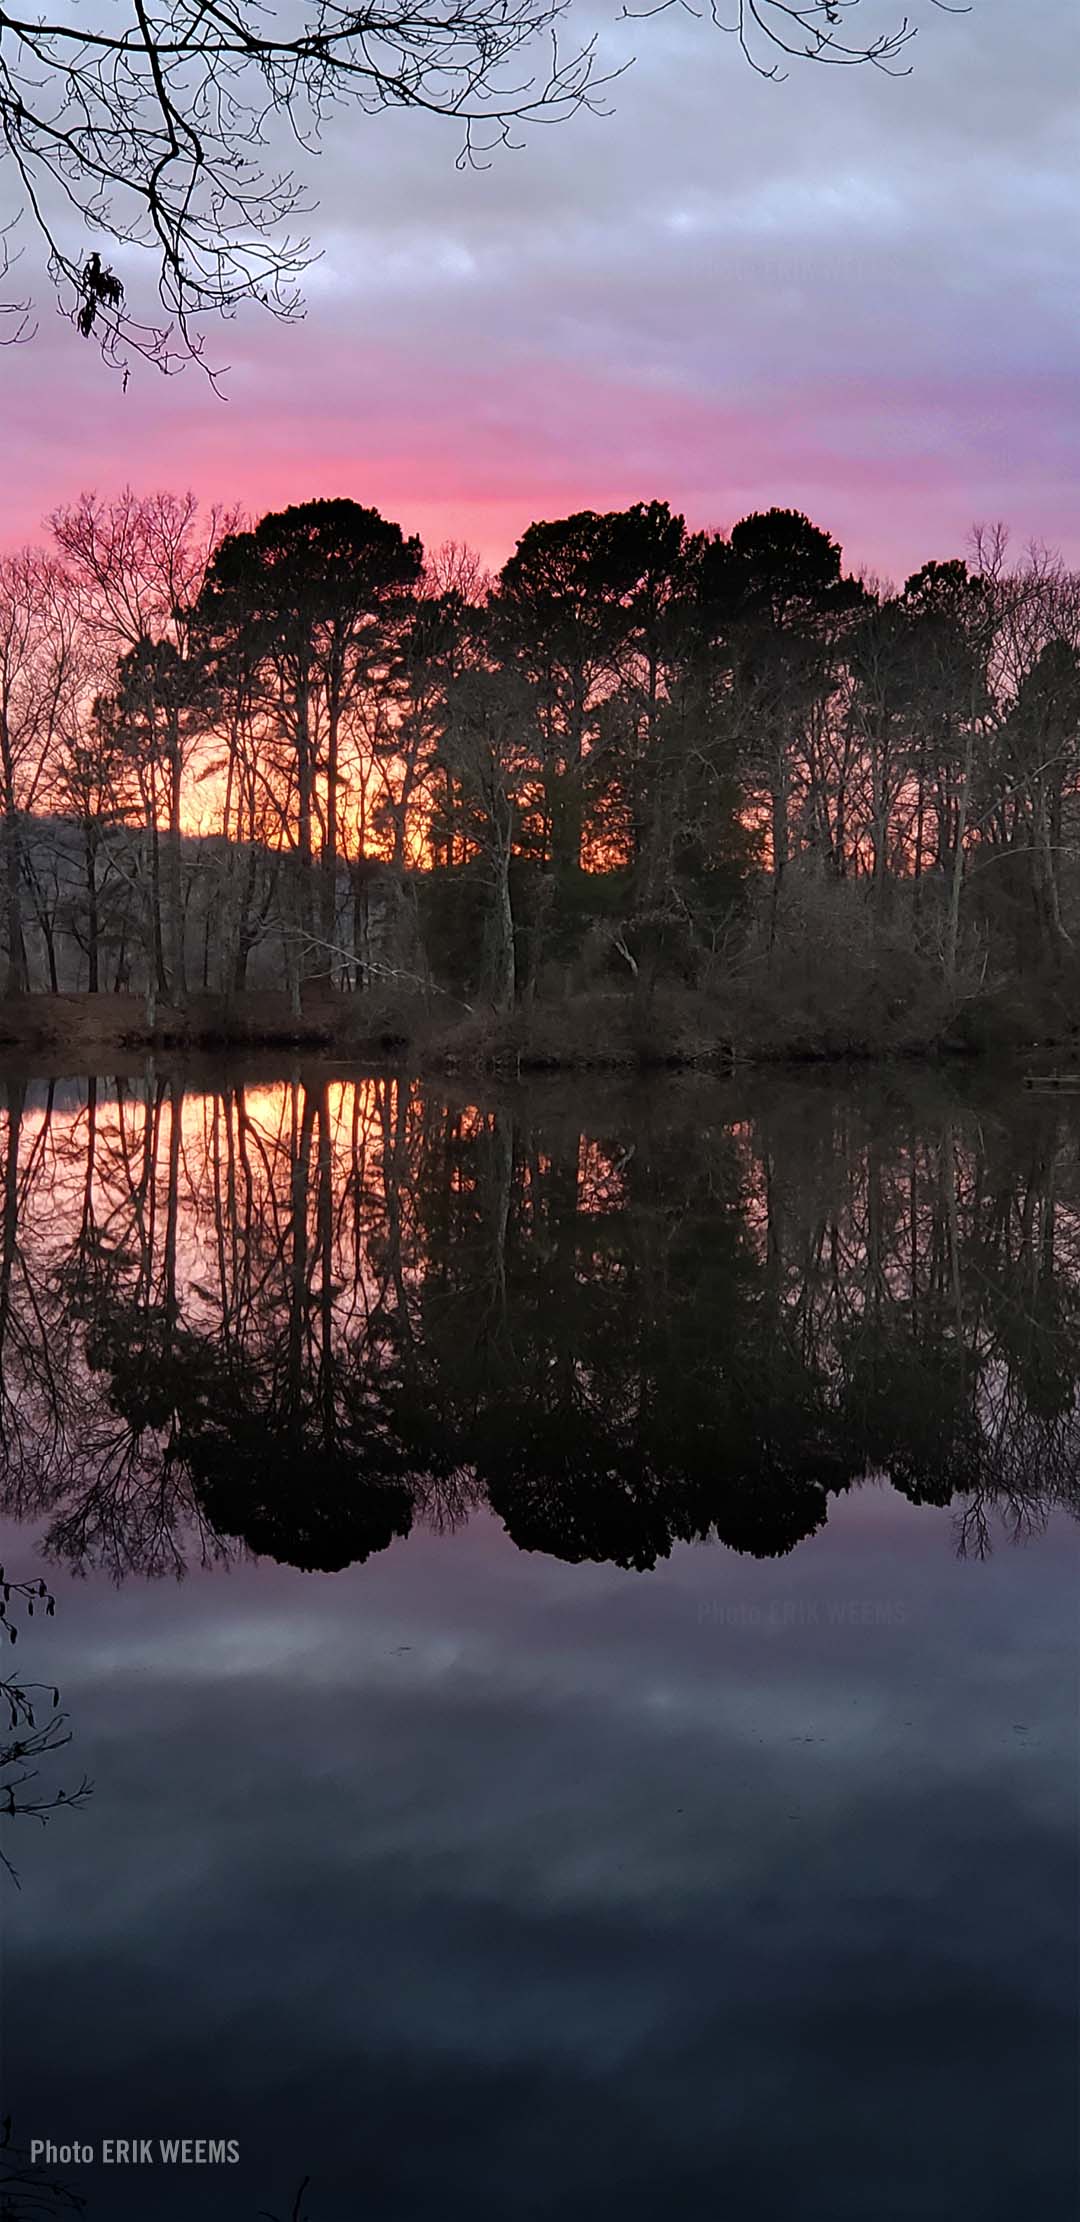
xmin=0 ymin=1064 xmax=1076 ymax=2218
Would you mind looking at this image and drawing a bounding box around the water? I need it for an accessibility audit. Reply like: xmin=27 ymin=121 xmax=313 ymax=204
xmin=0 ymin=1064 xmax=1077 ymax=2219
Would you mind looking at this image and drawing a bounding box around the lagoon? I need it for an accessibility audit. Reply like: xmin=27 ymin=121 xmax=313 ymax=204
xmin=1 ymin=1064 xmax=1077 ymax=2219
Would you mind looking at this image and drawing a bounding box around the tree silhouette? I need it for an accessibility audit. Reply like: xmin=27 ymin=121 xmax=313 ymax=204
xmin=192 ymin=501 xmax=423 ymax=1005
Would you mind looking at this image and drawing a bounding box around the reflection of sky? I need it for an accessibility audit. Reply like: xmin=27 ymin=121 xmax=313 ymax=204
xmin=1 ymin=1490 xmax=1077 ymax=2220
xmin=3 ymin=1 xmax=1080 ymax=579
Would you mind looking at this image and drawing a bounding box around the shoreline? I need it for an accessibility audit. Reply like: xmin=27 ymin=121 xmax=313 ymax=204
xmin=0 ymin=987 xmax=1062 ymax=1077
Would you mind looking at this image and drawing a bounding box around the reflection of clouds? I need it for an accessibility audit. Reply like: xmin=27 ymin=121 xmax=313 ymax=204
xmin=4 ymin=1485 xmax=1078 ymax=2217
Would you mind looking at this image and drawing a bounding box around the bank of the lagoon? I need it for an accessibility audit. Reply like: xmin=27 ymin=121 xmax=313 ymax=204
xmin=0 ymin=976 xmax=1075 ymax=1072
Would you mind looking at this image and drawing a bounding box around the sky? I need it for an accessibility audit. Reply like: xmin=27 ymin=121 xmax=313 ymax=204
xmin=3 ymin=0 xmax=1079 ymax=583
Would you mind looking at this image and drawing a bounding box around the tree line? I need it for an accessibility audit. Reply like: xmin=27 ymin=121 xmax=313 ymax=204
xmin=3 ymin=490 xmax=1080 ymax=1042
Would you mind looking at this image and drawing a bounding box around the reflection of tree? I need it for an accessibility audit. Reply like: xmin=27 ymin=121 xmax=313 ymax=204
xmin=171 ymin=1082 xmax=417 ymax=1569
xmin=0 ymin=1079 xmax=85 ymax=1524
xmin=1 ymin=1073 xmax=1079 ymax=1577
xmin=0 ymin=2122 xmax=86 ymax=2216
xmin=0 ymin=1589 xmax=88 ymax=2222
xmin=179 ymin=1402 xmax=414 ymax=1575
xmin=12 ymin=1077 xmax=231 ymax=1580
xmin=0 ymin=2129 xmax=317 ymax=2219
xmin=259 ymin=2184 xmax=312 ymax=2222
xmin=415 ymin=1108 xmax=850 ymax=1565
xmin=1 ymin=1576 xmax=90 ymax=1887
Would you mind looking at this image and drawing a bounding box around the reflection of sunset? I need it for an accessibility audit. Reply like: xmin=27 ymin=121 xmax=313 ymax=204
xmin=2 ymin=1072 xmax=1078 ymax=1582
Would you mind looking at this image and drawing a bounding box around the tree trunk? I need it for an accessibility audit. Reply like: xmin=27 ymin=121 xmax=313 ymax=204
xmin=771 ymin=756 xmax=790 ymax=877
xmin=1035 ymin=786 xmax=1070 ymax=959
xmin=913 ymin=757 xmax=925 ymax=914
xmin=0 ymin=745 xmax=28 ymax=995
xmin=320 ymin=689 xmax=340 ymax=980
xmin=85 ymin=821 xmax=100 ymax=993
xmin=146 ymin=797 xmax=166 ymax=1002
xmin=944 ymin=728 xmax=974 ymax=990
xmin=488 ymin=819 xmax=516 ymax=1014
xmin=164 ymin=714 xmax=186 ymax=1003
xmin=295 ymin=665 xmax=315 ymax=970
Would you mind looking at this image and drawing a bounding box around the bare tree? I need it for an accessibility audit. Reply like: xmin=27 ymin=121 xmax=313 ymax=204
xmin=49 ymin=490 xmax=234 ymax=1004
xmin=49 ymin=489 xmax=233 ymax=651
xmin=0 ymin=552 xmax=86 ymax=994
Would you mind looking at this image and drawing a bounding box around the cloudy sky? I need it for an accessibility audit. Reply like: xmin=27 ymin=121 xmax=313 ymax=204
xmin=4 ymin=0 xmax=1079 ymax=580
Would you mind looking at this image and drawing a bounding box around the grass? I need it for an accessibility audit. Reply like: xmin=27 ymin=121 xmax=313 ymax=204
xmin=0 ymin=976 xmax=1063 ymax=1075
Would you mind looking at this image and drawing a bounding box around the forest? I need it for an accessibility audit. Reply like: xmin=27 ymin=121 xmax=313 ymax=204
xmin=3 ymin=489 xmax=1080 ymax=1061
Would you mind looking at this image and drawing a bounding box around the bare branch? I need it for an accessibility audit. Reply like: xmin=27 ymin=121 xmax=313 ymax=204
xmin=0 ymin=0 xmax=950 ymax=374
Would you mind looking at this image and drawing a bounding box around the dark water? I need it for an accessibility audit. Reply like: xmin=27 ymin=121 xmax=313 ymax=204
xmin=0 ymin=1065 xmax=1077 ymax=2219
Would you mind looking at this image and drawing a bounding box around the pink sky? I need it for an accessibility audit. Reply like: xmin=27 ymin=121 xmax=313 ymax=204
xmin=3 ymin=0 xmax=1078 ymax=583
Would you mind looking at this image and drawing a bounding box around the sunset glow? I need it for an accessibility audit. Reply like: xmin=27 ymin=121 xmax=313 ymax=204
xmin=4 ymin=0 xmax=1077 ymax=579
